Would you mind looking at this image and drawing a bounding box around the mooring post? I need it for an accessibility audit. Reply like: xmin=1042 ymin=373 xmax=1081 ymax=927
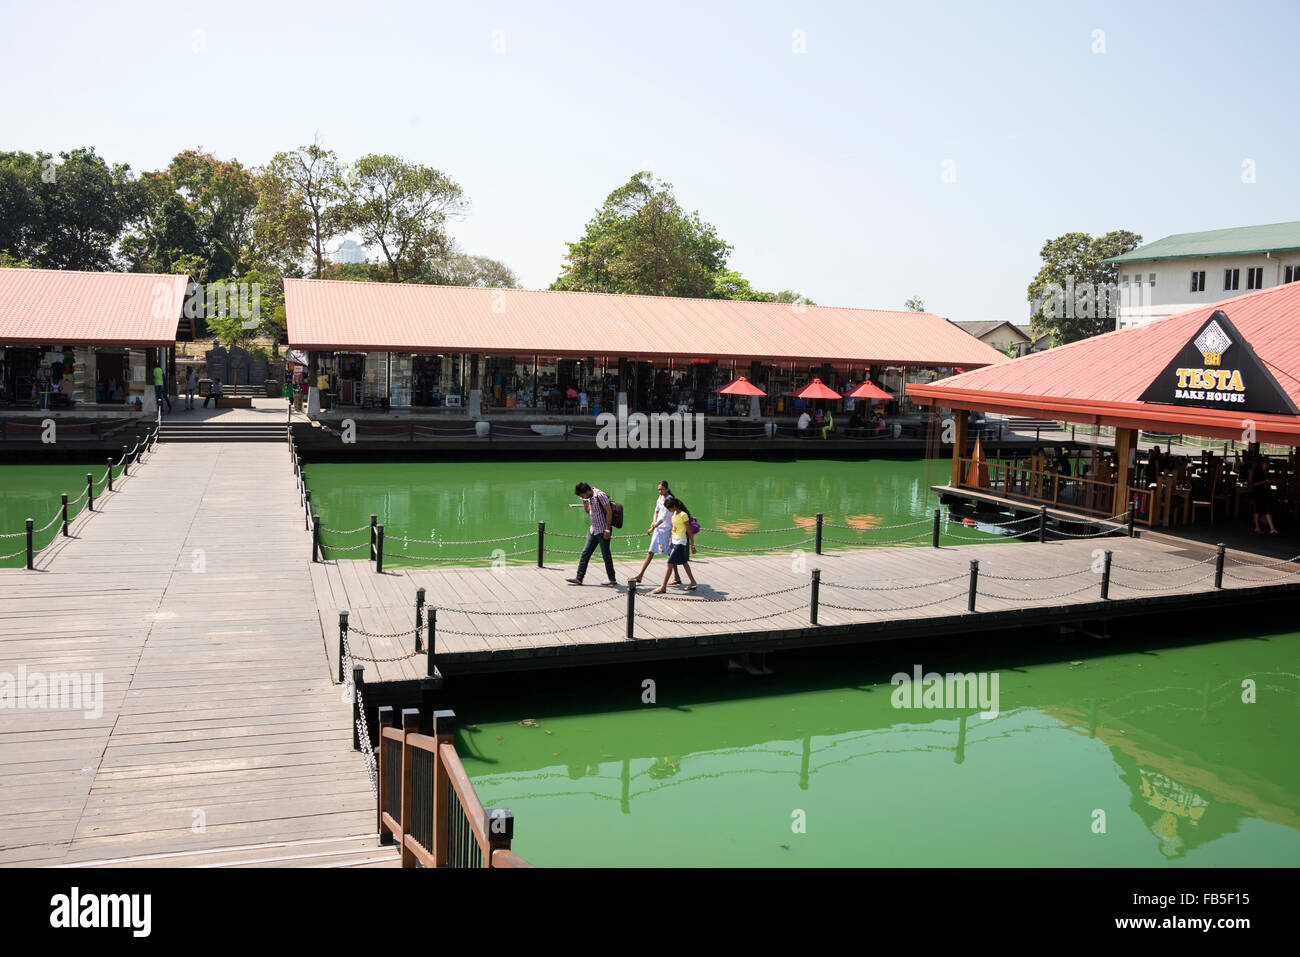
xmin=312 ymin=515 xmax=321 ymax=563
xmin=415 ymin=587 xmax=426 ymax=653
xmin=370 ymin=514 xmax=377 ymax=562
xmin=375 ymin=524 xmax=385 ymax=574
xmin=815 ymin=512 xmax=824 ymax=555
xmin=1128 ymin=499 xmax=1136 ymax=537
xmin=967 ymin=559 xmax=979 ymax=612
xmin=377 ymin=705 xmax=394 ymax=846
xmin=810 ymin=568 xmax=820 ymax=624
xmin=338 ymin=611 xmax=349 ymax=683
xmin=86 ymin=473 xmax=94 ymax=512
xmin=352 ymin=665 xmax=364 ymax=751
xmin=1101 ymin=550 xmax=1112 ymax=599
xmin=626 ymin=578 xmax=636 ymax=640
xmin=1214 ymin=543 xmax=1226 ymax=589
xmin=427 ymin=608 xmax=437 ymax=676
xmin=304 ymin=490 xmax=312 ymax=531
xmin=1038 ymin=506 xmax=1047 ymax=543
xmin=932 ymin=508 xmax=941 ymax=548
xmin=25 ymin=518 xmax=33 ymax=570
xmin=537 ymin=521 xmax=545 ymax=567
xmin=61 ymin=494 xmax=68 ymax=537
xmin=106 ymin=457 xmax=113 ymax=491
xmin=123 ymin=445 xmax=130 ymax=476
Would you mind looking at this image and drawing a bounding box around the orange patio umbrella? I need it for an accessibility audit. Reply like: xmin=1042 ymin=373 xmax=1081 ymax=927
xmin=715 ymin=375 xmax=767 ymax=396
xmin=846 ymin=380 xmax=891 ymax=401
xmin=793 ymin=378 xmax=841 ymax=399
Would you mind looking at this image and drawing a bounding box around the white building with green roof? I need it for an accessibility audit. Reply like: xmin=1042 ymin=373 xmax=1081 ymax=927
xmin=1103 ymin=220 xmax=1300 ymax=330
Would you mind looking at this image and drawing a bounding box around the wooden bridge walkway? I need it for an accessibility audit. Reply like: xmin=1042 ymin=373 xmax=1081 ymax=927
xmin=313 ymin=534 xmax=1300 ymax=681
xmin=0 ymin=441 xmax=387 ymax=867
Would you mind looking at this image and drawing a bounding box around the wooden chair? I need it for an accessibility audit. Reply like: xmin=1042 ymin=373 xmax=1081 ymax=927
xmin=1191 ymin=462 xmax=1222 ymax=524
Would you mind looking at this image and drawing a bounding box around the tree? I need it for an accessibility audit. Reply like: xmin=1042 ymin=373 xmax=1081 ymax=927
xmin=552 ymin=172 xmax=731 ymax=297
xmin=338 ymin=154 xmax=466 ymax=282
xmin=419 ymin=249 xmax=519 ymax=288
xmin=904 ymin=296 xmax=926 ymax=312
xmin=712 ymin=269 xmax=814 ymax=304
xmin=1027 ymin=230 xmax=1141 ymax=344
xmin=0 ymin=148 xmax=136 ymax=270
xmin=260 ymin=141 xmax=344 ymax=278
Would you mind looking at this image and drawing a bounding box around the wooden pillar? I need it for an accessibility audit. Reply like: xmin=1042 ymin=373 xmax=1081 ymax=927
xmin=1112 ymin=426 xmax=1137 ymax=516
xmin=950 ymin=409 xmax=969 ymax=486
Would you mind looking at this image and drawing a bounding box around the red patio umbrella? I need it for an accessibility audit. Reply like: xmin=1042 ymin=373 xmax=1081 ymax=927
xmin=846 ymin=380 xmax=891 ymax=401
xmin=715 ymin=375 xmax=767 ymax=396
xmin=794 ymin=378 xmax=842 ymax=400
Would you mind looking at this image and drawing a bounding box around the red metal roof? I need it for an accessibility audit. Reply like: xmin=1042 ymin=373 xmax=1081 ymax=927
xmin=0 ymin=268 xmax=189 ymax=347
xmin=284 ymin=279 xmax=1007 ymax=369
xmin=908 ymin=283 xmax=1300 ymax=444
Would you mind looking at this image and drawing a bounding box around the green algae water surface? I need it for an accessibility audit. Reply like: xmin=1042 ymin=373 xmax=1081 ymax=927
xmin=306 ymin=457 xmax=1014 ymax=565
xmin=0 ymin=463 xmax=122 ymax=566
xmin=451 ymin=621 xmax=1300 ymax=867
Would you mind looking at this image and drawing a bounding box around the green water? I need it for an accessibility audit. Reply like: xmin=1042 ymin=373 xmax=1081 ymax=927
xmin=0 ymin=463 xmax=121 ymax=566
xmin=453 ymin=623 xmax=1300 ymax=867
xmin=306 ymin=457 xmax=1015 ymax=565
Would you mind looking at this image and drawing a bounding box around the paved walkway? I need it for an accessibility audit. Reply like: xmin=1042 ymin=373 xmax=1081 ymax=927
xmin=0 ymin=441 xmax=378 ymax=866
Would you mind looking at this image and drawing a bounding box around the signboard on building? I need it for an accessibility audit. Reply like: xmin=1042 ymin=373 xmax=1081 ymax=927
xmin=1139 ymin=310 xmax=1297 ymax=415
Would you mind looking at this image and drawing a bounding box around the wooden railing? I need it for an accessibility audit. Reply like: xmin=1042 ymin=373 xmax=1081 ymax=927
xmin=958 ymin=457 xmax=1117 ymax=516
xmin=377 ymin=707 xmax=532 ymax=868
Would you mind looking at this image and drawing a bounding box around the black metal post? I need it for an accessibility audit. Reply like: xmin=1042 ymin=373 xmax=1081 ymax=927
xmin=415 ymin=587 xmax=426 ymax=653
xmin=967 ymin=559 xmax=979 ymax=612
xmin=375 ymin=524 xmax=385 ymax=573
xmin=123 ymin=446 xmax=130 ymax=475
xmin=1071 ymin=425 xmax=1075 ymax=442
xmin=427 ymin=608 xmax=437 ymax=676
xmin=815 ymin=512 xmax=824 ymax=555
xmin=338 ymin=611 xmax=349 ymax=682
xmin=1127 ymin=499 xmax=1136 ymax=537
xmin=106 ymin=457 xmax=113 ymax=491
xmin=1100 ymin=550 xmax=1112 ymax=599
xmin=352 ymin=665 xmax=364 ymax=751
xmin=810 ymin=568 xmax=820 ymax=624
xmin=537 ymin=521 xmax=545 ymax=567
xmin=1214 ymin=543 xmax=1226 ymax=589
xmin=304 ymin=490 xmax=312 ymax=531
xmin=61 ymin=494 xmax=68 ymax=536
xmin=932 ymin=507 xmax=941 ymax=548
xmin=25 ymin=518 xmax=33 ymax=570
xmin=626 ymin=578 xmax=637 ymax=639
xmin=312 ymin=516 xmax=321 ymax=563
xmin=1038 ymin=506 xmax=1047 ymax=543
xmin=370 ymin=514 xmax=377 ymax=562
xmin=86 ymin=473 xmax=94 ymax=511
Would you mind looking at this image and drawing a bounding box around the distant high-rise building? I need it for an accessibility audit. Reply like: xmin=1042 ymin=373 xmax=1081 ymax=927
xmin=331 ymin=239 xmax=367 ymax=264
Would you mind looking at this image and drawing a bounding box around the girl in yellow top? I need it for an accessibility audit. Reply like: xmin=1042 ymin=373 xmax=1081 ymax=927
xmin=651 ymin=497 xmax=697 ymax=593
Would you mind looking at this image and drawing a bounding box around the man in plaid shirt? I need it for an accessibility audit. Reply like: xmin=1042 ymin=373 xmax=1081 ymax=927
xmin=566 ymin=481 xmax=617 ymax=585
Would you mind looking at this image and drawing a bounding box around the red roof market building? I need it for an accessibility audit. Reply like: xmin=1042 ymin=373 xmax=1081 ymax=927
xmin=0 ymin=268 xmax=189 ymax=410
xmin=283 ymin=278 xmax=1006 ymax=413
xmin=907 ymin=282 xmax=1300 ymax=523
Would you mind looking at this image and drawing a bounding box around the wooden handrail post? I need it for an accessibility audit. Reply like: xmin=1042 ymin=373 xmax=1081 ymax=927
xmin=415 ymin=587 xmax=427 ymax=653
xmin=486 ymin=808 xmax=515 ymax=867
xmin=810 ymin=568 xmax=820 ymax=625
xmin=432 ymin=710 xmax=456 ymax=868
xmin=61 ymin=494 xmax=68 ymax=537
xmin=967 ymin=559 xmax=979 ymax=612
xmin=399 ymin=708 xmax=419 ymax=867
xmin=377 ymin=705 xmax=394 ymax=846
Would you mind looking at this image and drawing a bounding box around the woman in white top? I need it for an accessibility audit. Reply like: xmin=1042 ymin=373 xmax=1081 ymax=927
xmin=631 ymin=480 xmax=681 ymax=585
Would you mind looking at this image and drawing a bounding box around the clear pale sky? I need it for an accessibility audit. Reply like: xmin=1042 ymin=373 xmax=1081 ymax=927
xmin=2 ymin=0 xmax=1297 ymax=321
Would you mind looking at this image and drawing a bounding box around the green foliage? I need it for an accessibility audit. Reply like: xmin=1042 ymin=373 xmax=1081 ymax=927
xmin=418 ymin=250 xmax=519 ymax=288
xmin=552 ymin=172 xmax=731 ymax=297
xmin=1027 ymin=230 xmax=1141 ymax=345
xmin=904 ymin=296 xmax=926 ymax=312
xmin=338 ymin=154 xmax=466 ymax=281
xmin=261 ymin=142 xmax=345 ymax=278
xmin=712 ymin=269 xmax=813 ymax=303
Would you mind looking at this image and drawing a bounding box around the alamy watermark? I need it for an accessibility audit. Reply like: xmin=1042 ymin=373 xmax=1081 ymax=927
xmin=596 ymin=405 xmax=704 ymax=460
xmin=891 ymin=664 xmax=1000 ymax=719
xmin=1 ymin=666 xmax=103 ymax=719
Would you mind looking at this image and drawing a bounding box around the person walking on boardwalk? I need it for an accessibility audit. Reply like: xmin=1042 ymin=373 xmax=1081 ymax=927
xmin=566 ymin=481 xmax=618 ymax=585
xmin=184 ymin=366 xmax=197 ymax=410
xmin=652 ymin=496 xmax=697 ymax=593
xmin=632 ymin=480 xmax=681 ymax=586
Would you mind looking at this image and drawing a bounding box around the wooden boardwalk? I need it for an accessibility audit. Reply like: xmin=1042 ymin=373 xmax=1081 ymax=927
xmin=0 ymin=441 xmax=387 ymax=867
xmin=313 ymin=535 xmax=1300 ymax=680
